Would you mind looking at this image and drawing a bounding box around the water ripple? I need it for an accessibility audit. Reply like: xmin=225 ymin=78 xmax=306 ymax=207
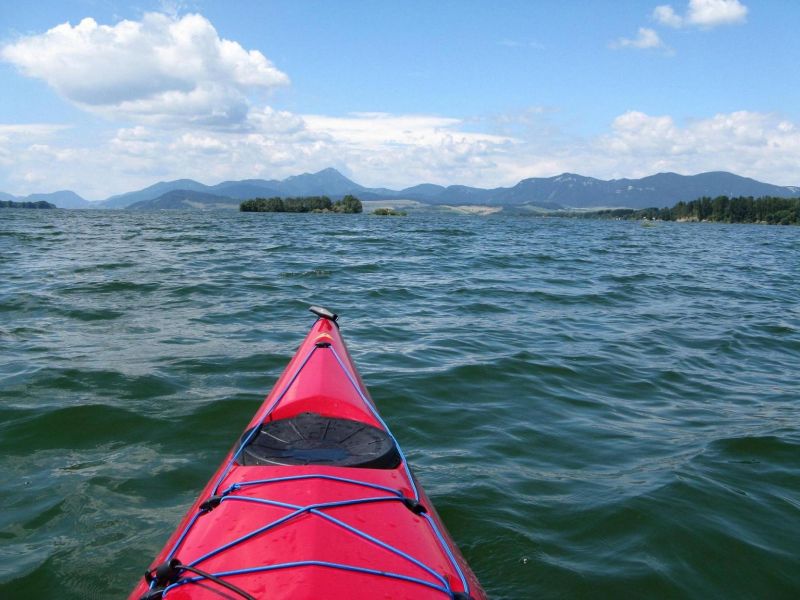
xmin=0 ymin=210 xmax=798 ymax=598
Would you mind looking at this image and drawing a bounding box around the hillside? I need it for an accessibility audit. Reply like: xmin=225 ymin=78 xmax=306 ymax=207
xmin=102 ymin=179 xmax=210 ymax=208
xmin=126 ymin=190 xmax=237 ymax=210
xmin=5 ymin=168 xmax=800 ymax=211
xmin=0 ymin=190 xmax=92 ymax=208
xmin=401 ymin=172 xmax=800 ymax=209
xmin=115 ymin=169 xmax=800 ymax=210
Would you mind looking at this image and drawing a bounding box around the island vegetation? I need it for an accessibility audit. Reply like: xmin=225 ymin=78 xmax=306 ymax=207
xmin=372 ymin=208 xmax=407 ymax=216
xmin=240 ymin=195 xmax=362 ymax=213
xmin=565 ymin=196 xmax=800 ymax=225
xmin=0 ymin=200 xmax=56 ymax=209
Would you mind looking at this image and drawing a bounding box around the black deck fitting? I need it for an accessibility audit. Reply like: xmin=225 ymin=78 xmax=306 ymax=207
xmin=199 ymin=495 xmax=223 ymax=512
xmin=402 ymin=497 xmax=428 ymax=515
xmin=309 ymin=306 xmax=338 ymax=322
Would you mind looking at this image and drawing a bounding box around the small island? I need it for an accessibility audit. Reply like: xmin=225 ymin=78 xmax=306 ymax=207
xmin=372 ymin=208 xmax=407 ymax=216
xmin=565 ymin=196 xmax=800 ymax=226
xmin=240 ymin=195 xmax=362 ymax=213
xmin=0 ymin=200 xmax=56 ymax=209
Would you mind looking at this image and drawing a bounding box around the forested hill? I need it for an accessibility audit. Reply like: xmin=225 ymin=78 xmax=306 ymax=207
xmin=6 ymin=168 xmax=800 ymax=210
xmin=0 ymin=199 xmax=56 ymax=209
xmin=572 ymin=196 xmax=800 ymax=225
xmin=92 ymin=170 xmax=800 ymax=210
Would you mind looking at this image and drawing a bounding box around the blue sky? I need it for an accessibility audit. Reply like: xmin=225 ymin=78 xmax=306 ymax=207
xmin=1 ymin=0 xmax=798 ymax=199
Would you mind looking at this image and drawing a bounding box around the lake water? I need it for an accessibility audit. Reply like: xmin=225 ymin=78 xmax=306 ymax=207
xmin=1 ymin=209 xmax=798 ymax=599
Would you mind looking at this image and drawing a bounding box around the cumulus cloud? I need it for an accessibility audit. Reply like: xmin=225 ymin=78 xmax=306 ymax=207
xmin=0 ymin=124 xmax=71 ymax=168
xmin=653 ymin=5 xmax=684 ymax=28
xmin=150 ymin=110 xmax=512 ymax=190
xmin=611 ymin=27 xmax=667 ymax=50
xmin=593 ymin=110 xmax=800 ymax=182
xmin=0 ymin=12 xmax=289 ymax=126
xmin=653 ymin=0 xmax=748 ymax=29
xmin=0 ymin=123 xmax=69 ymax=139
xmin=300 ymin=113 xmax=518 ymax=186
xmin=304 ymin=113 xmax=512 ymax=147
xmin=4 ymin=108 xmax=799 ymax=199
xmin=0 ymin=109 xmax=522 ymax=197
xmin=490 ymin=110 xmax=800 ymax=189
xmin=0 ymin=10 xmax=791 ymax=196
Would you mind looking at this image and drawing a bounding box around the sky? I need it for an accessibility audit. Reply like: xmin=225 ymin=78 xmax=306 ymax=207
xmin=1 ymin=0 xmax=798 ymax=200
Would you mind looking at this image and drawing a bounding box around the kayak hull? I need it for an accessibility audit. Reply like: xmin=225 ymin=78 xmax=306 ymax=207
xmin=131 ymin=313 xmax=484 ymax=599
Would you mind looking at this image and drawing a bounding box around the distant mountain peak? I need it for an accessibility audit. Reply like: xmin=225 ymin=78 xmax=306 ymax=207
xmin=278 ymin=167 xmax=362 ymax=196
xmin=315 ymin=167 xmax=345 ymax=176
xmin=21 ymin=167 xmax=798 ymax=210
xmin=286 ymin=167 xmax=344 ymax=178
xmin=24 ymin=189 xmax=90 ymax=209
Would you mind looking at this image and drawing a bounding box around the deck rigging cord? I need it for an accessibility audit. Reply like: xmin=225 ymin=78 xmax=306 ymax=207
xmin=140 ymin=323 xmax=472 ymax=599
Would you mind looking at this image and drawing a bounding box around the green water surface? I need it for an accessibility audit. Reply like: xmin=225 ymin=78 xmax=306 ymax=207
xmin=1 ymin=209 xmax=798 ymax=599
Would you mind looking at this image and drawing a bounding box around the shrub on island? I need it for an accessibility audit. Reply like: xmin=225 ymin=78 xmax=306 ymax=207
xmin=372 ymin=208 xmax=407 ymax=216
xmin=0 ymin=200 xmax=56 ymax=209
xmin=240 ymin=195 xmax=362 ymax=214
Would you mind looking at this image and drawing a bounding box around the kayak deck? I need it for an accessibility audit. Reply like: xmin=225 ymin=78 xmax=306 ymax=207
xmin=132 ymin=310 xmax=483 ymax=599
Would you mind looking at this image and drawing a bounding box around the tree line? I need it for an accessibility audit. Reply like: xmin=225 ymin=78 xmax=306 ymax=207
xmin=573 ymin=196 xmax=800 ymax=225
xmin=240 ymin=195 xmax=363 ymax=214
xmin=0 ymin=200 xmax=55 ymax=209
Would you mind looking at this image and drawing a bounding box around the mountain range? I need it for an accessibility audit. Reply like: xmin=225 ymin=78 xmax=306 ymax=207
xmin=0 ymin=189 xmax=91 ymax=209
xmin=3 ymin=168 xmax=799 ymax=211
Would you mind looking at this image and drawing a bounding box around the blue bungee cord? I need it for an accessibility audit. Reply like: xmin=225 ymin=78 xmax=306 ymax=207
xmin=143 ymin=321 xmax=472 ymax=599
xmin=329 ymin=344 xmax=471 ymax=595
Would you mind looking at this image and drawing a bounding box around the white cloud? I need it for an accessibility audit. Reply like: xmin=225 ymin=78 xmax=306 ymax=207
xmin=653 ymin=0 xmax=748 ymax=29
xmin=0 ymin=124 xmax=71 ymax=167
xmin=5 ymin=108 xmax=799 ymax=199
xmin=0 ymin=11 xmax=791 ymax=198
xmin=489 ymin=110 xmax=800 ymax=189
xmin=286 ymin=113 xmax=518 ymax=187
xmin=0 ymin=13 xmax=289 ymax=126
xmin=0 ymin=124 xmax=70 ymax=137
xmin=688 ymin=0 xmax=748 ymax=27
xmin=303 ymin=113 xmax=512 ymax=147
xmin=593 ymin=110 xmax=800 ymax=182
xmin=90 ymin=111 xmax=512 ymax=190
xmin=653 ymin=5 xmax=684 ymax=27
xmin=0 ymin=109 xmax=521 ymax=197
xmin=611 ymin=27 xmax=667 ymax=50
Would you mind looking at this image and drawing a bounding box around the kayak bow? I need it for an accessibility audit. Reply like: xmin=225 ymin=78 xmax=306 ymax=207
xmin=131 ymin=307 xmax=485 ymax=600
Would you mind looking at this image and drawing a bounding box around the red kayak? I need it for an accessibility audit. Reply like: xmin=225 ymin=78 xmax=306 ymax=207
xmin=131 ymin=307 xmax=485 ymax=599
